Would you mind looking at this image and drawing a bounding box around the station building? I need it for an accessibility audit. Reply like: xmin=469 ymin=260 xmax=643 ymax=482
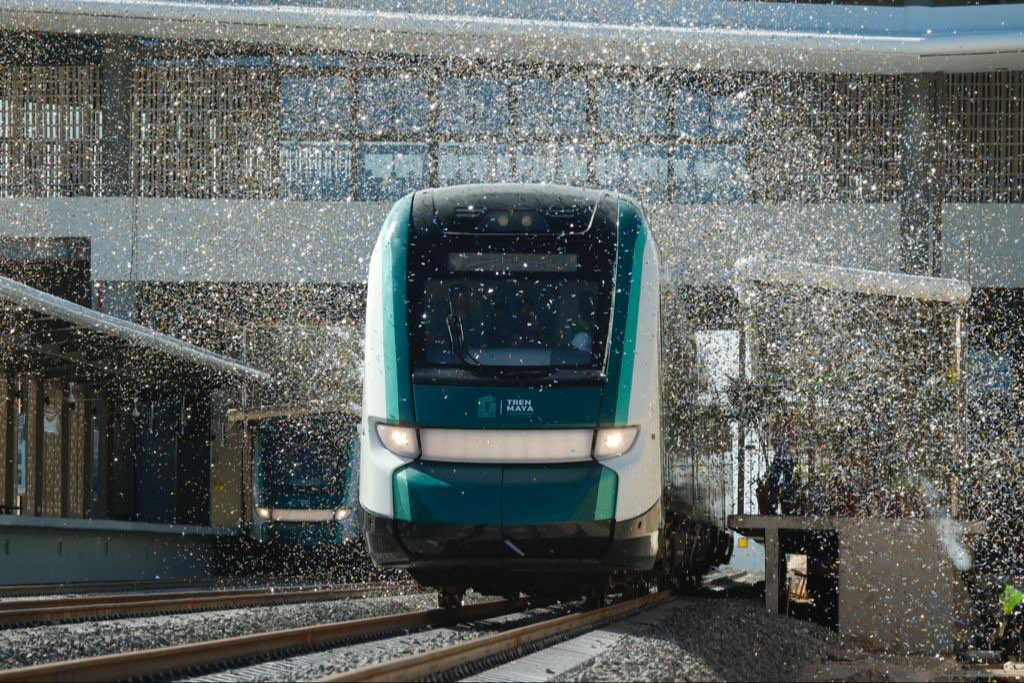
xmin=0 ymin=0 xmax=1022 ymax=581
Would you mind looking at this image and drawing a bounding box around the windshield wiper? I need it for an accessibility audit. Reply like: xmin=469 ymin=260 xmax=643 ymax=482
xmin=446 ymin=288 xmax=482 ymax=371
xmin=446 ymin=313 xmax=484 ymax=369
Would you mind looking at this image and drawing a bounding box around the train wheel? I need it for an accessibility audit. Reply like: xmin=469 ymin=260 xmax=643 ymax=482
xmin=438 ymin=588 xmax=465 ymax=610
xmin=584 ymin=588 xmax=606 ymax=610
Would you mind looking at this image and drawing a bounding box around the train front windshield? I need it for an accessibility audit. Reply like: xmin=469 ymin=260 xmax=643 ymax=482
xmin=420 ymin=257 xmax=604 ymax=369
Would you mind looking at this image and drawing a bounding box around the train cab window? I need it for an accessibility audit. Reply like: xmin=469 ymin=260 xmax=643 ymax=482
xmin=258 ymin=421 xmax=348 ymax=496
xmin=408 ymin=188 xmax=618 ymax=382
xmin=419 ymin=274 xmax=603 ymax=369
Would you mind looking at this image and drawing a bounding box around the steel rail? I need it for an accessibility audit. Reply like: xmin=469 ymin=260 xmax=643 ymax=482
xmin=0 ymin=577 xmax=235 ymax=597
xmin=0 ymin=584 xmax=405 ymax=627
xmin=324 ymin=591 xmax=674 ymax=683
xmin=0 ymin=597 xmax=533 ymax=683
xmin=0 ymin=580 xmax=401 ymax=611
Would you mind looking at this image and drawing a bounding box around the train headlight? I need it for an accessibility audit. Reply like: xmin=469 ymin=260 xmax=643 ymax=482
xmin=376 ymin=424 xmax=420 ymax=457
xmin=593 ymin=427 xmax=639 ymax=460
xmin=255 ymin=506 xmax=271 ymax=521
xmin=334 ymin=507 xmax=352 ymax=522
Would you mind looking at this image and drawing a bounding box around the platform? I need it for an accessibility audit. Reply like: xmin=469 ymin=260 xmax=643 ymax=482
xmin=730 ymin=514 xmax=985 ymax=655
xmin=0 ymin=515 xmax=238 ymax=585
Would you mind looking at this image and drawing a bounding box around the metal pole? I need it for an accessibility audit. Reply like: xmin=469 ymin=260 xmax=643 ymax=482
xmin=737 ymin=323 xmax=746 ymax=516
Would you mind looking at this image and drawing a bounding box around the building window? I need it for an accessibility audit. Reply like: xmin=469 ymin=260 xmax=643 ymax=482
xmin=711 ymin=92 xmax=749 ymax=137
xmin=674 ymin=144 xmax=748 ymax=203
xmin=438 ymin=78 xmax=510 ymax=136
xmin=515 ymin=77 xmax=589 ymax=139
xmin=280 ymin=141 xmax=352 ymax=200
xmin=356 ymin=142 xmax=428 ymax=200
xmin=594 ymin=81 xmax=670 ymax=140
xmin=675 ymin=90 xmax=712 ymax=139
xmin=281 ymin=74 xmax=352 ymax=136
xmin=593 ymin=144 xmax=669 ymax=201
xmin=511 ymin=143 xmax=589 ymax=185
xmin=357 ymin=75 xmax=430 ymax=137
xmin=437 ymin=143 xmax=511 ymax=186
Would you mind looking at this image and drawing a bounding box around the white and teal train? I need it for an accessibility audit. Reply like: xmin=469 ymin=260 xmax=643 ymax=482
xmin=359 ymin=184 xmax=731 ymax=603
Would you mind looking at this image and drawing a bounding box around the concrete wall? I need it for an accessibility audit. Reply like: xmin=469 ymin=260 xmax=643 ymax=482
xmin=650 ymin=202 xmax=902 ymax=284
xmin=838 ymin=518 xmax=975 ymax=654
xmin=5 ymin=197 xmax=1024 ymax=288
xmin=0 ymin=516 xmax=232 ymax=584
xmin=0 ymin=198 xmax=135 ymax=281
xmin=0 ymin=197 xmax=387 ymax=284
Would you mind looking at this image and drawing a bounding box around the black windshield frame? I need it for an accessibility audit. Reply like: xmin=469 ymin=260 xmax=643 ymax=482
xmin=407 ymin=187 xmax=618 ymax=386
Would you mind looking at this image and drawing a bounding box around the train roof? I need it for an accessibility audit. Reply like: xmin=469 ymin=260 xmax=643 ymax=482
xmin=415 ymin=184 xmax=612 ymax=208
xmin=411 ymin=184 xmax=636 ymax=238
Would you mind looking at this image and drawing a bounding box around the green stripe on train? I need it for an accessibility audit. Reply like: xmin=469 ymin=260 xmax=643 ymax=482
xmin=600 ymin=200 xmax=646 ymax=426
xmin=413 ymin=385 xmax=603 ymax=428
xmin=381 ymin=193 xmax=415 ymax=423
xmin=392 ymin=462 xmax=617 ymax=525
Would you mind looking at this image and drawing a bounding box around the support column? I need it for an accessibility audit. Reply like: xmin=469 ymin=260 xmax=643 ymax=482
xmin=1 ymin=375 xmax=13 ymax=512
xmin=99 ymin=37 xmax=134 ymax=197
xmin=764 ymin=527 xmax=782 ymax=615
xmin=899 ymin=73 xmax=944 ymax=276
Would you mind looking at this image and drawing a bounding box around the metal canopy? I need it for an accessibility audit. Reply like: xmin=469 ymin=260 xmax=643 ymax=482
xmin=0 ymin=275 xmax=270 ymax=386
xmin=734 ymin=258 xmax=972 ymax=306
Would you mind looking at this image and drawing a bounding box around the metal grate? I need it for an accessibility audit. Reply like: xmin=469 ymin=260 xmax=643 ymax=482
xmin=944 ymin=71 xmax=1024 ymax=203
xmin=0 ymin=65 xmax=103 ymax=198
xmin=132 ymin=65 xmax=279 ymax=198
xmin=749 ymin=73 xmax=902 ymax=202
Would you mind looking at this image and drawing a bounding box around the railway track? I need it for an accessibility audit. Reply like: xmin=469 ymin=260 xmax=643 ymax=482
xmin=0 ymin=597 xmax=536 ymax=683
xmin=0 ymin=582 xmax=414 ymax=627
xmin=324 ymin=591 xmax=673 ymax=682
xmin=0 ymin=588 xmax=674 ymax=682
xmin=0 ymin=577 xmax=249 ymax=598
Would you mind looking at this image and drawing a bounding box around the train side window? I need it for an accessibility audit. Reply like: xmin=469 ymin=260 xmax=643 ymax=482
xmin=711 ymin=93 xmax=749 ymax=137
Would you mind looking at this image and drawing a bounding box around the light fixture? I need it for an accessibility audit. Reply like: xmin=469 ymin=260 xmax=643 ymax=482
xmin=334 ymin=507 xmax=351 ymax=522
xmin=255 ymin=506 xmax=271 ymax=521
xmin=375 ymin=423 xmax=419 ymax=457
xmin=593 ymin=426 xmax=640 ymax=460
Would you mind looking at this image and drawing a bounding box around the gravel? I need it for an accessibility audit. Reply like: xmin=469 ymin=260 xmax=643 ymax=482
xmin=552 ymin=593 xmax=837 ymax=683
xmin=0 ymin=589 xmax=431 ymax=670
xmin=190 ymin=604 xmax=578 ymax=682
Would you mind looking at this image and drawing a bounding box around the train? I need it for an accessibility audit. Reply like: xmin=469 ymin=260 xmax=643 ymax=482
xmin=232 ymin=405 xmax=361 ymax=549
xmin=359 ymin=184 xmax=732 ymax=606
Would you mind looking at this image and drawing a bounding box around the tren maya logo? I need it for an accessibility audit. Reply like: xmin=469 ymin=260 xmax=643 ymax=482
xmin=477 ymin=395 xmax=497 ymax=419
xmin=476 ymin=395 xmax=534 ymax=418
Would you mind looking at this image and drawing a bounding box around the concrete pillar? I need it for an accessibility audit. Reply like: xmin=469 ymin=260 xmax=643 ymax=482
xmin=899 ymin=73 xmax=944 ymax=276
xmin=764 ymin=527 xmax=782 ymax=615
xmin=1 ymin=375 xmax=12 ymax=512
xmin=99 ymin=37 xmax=135 ymax=197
